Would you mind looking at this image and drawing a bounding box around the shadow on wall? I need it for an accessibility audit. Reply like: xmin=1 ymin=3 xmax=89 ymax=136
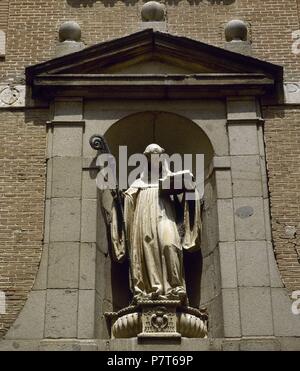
xmin=67 ymin=0 xmax=235 ymax=8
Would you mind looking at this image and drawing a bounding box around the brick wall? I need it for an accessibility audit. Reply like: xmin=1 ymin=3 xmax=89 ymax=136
xmin=0 ymin=0 xmax=300 ymax=337
xmin=1 ymin=0 xmax=300 ymax=81
xmin=0 ymin=0 xmax=9 ymax=31
xmin=0 ymin=109 xmax=47 ymax=337
xmin=167 ymin=0 xmax=300 ymax=81
xmin=263 ymin=106 xmax=300 ymax=293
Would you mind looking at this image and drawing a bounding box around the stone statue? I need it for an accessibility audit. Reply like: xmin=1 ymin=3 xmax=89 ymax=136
xmin=102 ymin=144 xmax=202 ymax=304
xmin=93 ymin=139 xmax=207 ymax=339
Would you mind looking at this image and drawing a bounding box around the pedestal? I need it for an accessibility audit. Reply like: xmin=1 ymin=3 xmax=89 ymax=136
xmin=138 ymin=300 xmax=181 ymax=340
xmin=105 ymin=301 xmax=208 ymax=339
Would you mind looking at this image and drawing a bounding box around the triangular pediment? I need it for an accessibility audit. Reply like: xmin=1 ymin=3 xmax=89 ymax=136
xmin=26 ymin=29 xmax=283 ymax=102
xmin=26 ymin=29 xmax=283 ymax=78
xmin=99 ymin=59 xmax=196 ymax=75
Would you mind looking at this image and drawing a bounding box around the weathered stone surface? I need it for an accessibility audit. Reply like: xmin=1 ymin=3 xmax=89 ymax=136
xmin=51 ymin=157 xmax=82 ymax=198
xmin=227 ymin=98 xmax=257 ymax=121
xmin=280 ymin=337 xmax=300 ymax=351
xmin=81 ymin=199 xmax=97 ymax=243
xmin=50 ymin=198 xmax=81 ymax=242
xmin=284 ymin=82 xmax=300 ymax=104
xmin=5 ymin=291 xmax=46 ymax=340
xmin=48 ymin=243 xmax=80 ymax=289
xmin=225 ymin=19 xmax=248 ymax=42
xmin=224 ymin=41 xmax=252 ymax=56
xmin=1 ymin=337 xmax=300 ymax=351
xmin=55 ymin=40 xmax=85 ymax=58
xmin=140 ymin=21 xmax=166 ymax=32
xmin=263 ymin=198 xmax=272 ymax=241
xmin=59 ymin=21 xmax=82 ymax=42
xmin=233 ymin=197 xmax=265 ymax=240
xmin=212 ymin=156 xmax=231 ymax=169
xmin=259 ymin=156 xmax=269 ymax=198
xmin=102 ymin=338 xmax=213 ymax=351
xmin=44 ymin=199 xmax=51 ymax=244
xmin=45 ymin=158 xmax=52 ymax=199
xmin=198 ymin=119 xmax=228 ymax=157
xmin=201 ymin=253 xmax=219 ymax=304
xmin=236 ymin=241 xmax=270 ymax=287
xmin=215 ymin=169 xmax=232 ymax=199
xmin=267 ymin=242 xmax=284 ymax=288
xmin=231 ymin=155 xmax=262 ymax=197
xmin=82 ymin=158 xmax=98 ymax=199
xmin=54 ymin=98 xmax=83 ymax=121
xmin=222 ymin=341 xmax=240 ymax=351
xmin=0 ymin=85 xmax=26 ymax=108
xmin=213 ymin=246 xmax=222 ymax=289
xmin=32 ymin=244 xmax=48 ymax=291
xmin=47 ymin=129 xmax=53 ymax=160
xmin=52 ymin=126 xmax=83 ymax=157
xmin=0 ymin=340 xmax=40 ymax=351
xmin=239 ymin=287 xmax=273 ymax=336
xmin=285 ymin=225 xmax=297 ymax=238
xmin=45 ymin=289 xmax=78 ymax=339
xmin=228 ymin=124 xmax=259 ymax=155
xmin=222 ymin=289 xmax=241 ymax=337
xmin=39 ymin=339 xmax=98 ymax=351
xmin=78 ymin=290 xmax=95 ymax=339
xmin=80 ymin=243 xmax=96 ymax=289
xmin=219 ymin=242 xmax=237 ymax=288
xmin=141 ymin=1 xmax=165 ymax=22
xmin=239 ymin=338 xmax=281 ymax=351
xmin=207 ymin=293 xmax=224 ymax=338
xmin=217 ymin=199 xmax=235 ymax=242
xmin=257 ymin=125 xmax=265 ymax=156
xmin=202 ymin=179 xmax=218 ymax=257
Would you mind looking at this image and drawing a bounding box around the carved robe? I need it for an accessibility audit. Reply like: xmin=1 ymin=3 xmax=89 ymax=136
xmin=106 ymin=182 xmax=202 ymax=302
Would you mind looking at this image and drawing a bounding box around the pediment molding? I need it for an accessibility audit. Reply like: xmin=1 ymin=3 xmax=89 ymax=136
xmin=26 ymin=29 xmax=283 ymax=101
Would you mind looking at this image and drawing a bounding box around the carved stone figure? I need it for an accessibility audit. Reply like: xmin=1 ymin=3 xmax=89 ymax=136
xmin=102 ymin=144 xmax=202 ymax=305
xmin=94 ymin=139 xmax=208 ymax=338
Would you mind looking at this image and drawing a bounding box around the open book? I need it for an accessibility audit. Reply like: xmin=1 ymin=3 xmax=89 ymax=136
xmin=159 ymin=170 xmax=195 ymax=194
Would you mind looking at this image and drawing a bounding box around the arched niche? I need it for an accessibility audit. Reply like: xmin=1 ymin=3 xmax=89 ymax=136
xmin=95 ymin=111 xmax=222 ymax=338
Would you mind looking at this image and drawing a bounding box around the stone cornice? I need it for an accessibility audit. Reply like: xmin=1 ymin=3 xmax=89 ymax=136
xmin=46 ymin=120 xmax=85 ymax=127
xmin=31 ymin=73 xmax=274 ymax=100
xmin=226 ymin=118 xmax=265 ymax=125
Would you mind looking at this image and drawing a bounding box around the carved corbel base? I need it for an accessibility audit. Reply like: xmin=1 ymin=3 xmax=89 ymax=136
xmin=105 ymin=301 xmax=208 ymax=340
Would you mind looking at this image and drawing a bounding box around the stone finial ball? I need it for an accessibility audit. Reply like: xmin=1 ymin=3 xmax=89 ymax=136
xmin=225 ymin=20 xmax=248 ymax=42
xmin=59 ymin=21 xmax=81 ymax=42
xmin=141 ymin=1 xmax=165 ymax=22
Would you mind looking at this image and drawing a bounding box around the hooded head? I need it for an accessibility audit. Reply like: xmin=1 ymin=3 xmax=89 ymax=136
xmin=143 ymin=143 xmax=165 ymax=156
xmin=129 ymin=143 xmax=170 ymax=188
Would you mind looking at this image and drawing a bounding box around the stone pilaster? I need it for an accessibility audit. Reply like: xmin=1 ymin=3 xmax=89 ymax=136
xmin=223 ymin=97 xmax=300 ymax=338
xmin=5 ymin=98 xmax=97 ymax=340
